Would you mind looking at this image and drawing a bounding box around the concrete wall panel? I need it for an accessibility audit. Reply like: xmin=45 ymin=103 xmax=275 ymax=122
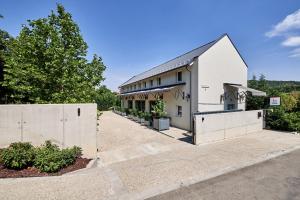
xmin=0 ymin=104 xmax=97 ymax=158
xmin=195 ymin=110 xmax=263 ymax=145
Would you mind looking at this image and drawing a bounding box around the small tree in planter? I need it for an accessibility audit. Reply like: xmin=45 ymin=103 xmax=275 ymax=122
xmin=152 ymin=99 xmax=170 ymax=131
xmin=143 ymin=112 xmax=152 ymax=126
xmin=128 ymin=109 xmax=133 ymax=119
xmin=138 ymin=111 xmax=145 ymax=123
xmin=120 ymin=107 xmax=126 ymax=116
xmin=132 ymin=109 xmax=139 ymax=121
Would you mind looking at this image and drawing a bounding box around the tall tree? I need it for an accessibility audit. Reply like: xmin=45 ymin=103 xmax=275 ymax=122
xmin=0 ymin=15 xmax=13 ymax=103
xmin=2 ymin=4 xmax=106 ymax=103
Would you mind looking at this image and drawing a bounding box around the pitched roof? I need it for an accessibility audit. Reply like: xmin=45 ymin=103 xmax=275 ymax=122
xmin=120 ymin=34 xmax=227 ymax=87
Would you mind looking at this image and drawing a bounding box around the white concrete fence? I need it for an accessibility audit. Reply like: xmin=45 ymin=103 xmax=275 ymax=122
xmin=0 ymin=104 xmax=97 ymax=158
xmin=194 ymin=110 xmax=263 ymax=144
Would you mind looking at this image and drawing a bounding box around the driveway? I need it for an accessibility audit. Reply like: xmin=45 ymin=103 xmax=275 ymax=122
xmin=97 ymin=111 xmax=192 ymax=166
xmin=1 ymin=111 xmax=300 ymax=200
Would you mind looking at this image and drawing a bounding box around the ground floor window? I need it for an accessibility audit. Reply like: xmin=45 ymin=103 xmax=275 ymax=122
xmin=135 ymin=100 xmax=145 ymax=111
xmin=128 ymin=100 xmax=133 ymax=109
xmin=177 ymin=105 xmax=182 ymax=117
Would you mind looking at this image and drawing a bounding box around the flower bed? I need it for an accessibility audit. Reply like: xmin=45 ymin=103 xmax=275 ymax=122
xmin=0 ymin=141 xmax=91 ymax=178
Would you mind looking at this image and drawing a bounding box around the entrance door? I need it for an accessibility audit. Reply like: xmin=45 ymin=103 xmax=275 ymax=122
xmin=224 ymin=85 xmax=238 ymax=110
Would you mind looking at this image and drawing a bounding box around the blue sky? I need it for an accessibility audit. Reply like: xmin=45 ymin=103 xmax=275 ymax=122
xmin=0 ymin=0 xmax=299 ymax=91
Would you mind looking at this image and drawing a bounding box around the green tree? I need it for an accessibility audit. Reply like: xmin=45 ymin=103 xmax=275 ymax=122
xmin=95 ymin=86 xmax=119 ymax=111
xmin=0 ymin=15 xmax=13 ymax=103
xmin=2 ymin=4 xmax=105 ymax=103
xmin=246 ymin=75 xmax=268 ymax=110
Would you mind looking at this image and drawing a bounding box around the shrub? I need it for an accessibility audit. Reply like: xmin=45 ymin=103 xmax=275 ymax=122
xmin=0 ymin=142 xmax=35 ymax=169
xmin=34 ymin=141 xmax=82 ymax=173
xmin=152 ymin=99 xmax=167 ymax=118
xmin=144 ymin=112 xmax=152 ymax=121
xmin=266 ymin=108 xmax=300 ymax=132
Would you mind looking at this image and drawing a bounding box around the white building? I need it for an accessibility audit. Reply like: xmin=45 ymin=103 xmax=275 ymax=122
xmin=119 ymin=34 xmax=265 ymax=131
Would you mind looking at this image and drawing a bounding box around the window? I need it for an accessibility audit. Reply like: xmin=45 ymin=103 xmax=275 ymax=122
xmin=135 ymin=100 xmax=145 ymax=111
xmin=134 ymin=85 xmax=136 ymax=90
xmin=130 ymin=86 xmax=132 ymax=91
xmin=138 ymin=83 xmax=141 ymax=89
xmin=128 ymin=100 xmax=133 ymax=109
xmin=144 ymin=82 xmax=146 ymax=88
xmin=177 ymin=106 xmax=182 ymax=117
xmin=150 ymin=80 xmax=153 ymax=87
xmin=177 ymin=71 xmax=182 ymax=82
xmin=157 ymin=77 xmax=161 ymax=86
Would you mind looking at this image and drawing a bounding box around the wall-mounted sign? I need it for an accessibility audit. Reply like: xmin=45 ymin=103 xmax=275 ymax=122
xmin=270 ymin=97 xmax=280 ymax=106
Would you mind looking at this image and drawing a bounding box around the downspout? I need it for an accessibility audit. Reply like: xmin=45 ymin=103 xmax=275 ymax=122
xmin=186 ymin=59 xmax=195 ymax=144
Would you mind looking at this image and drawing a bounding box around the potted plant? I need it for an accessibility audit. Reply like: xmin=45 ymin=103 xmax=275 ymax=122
xmin=152 ymin=99 xmax=170 ymax=131
xmin=132 ymin=109 xmax=139 ymax=121
xmin=127 ymin=109 xmax=133 ymax=119
xmin=143 ymin=112 xmax=151 ymax=126
xmin=138 ymin=111 xmax=145 ymax=123
xmin=121 ymin=107 xmax=126 ymax=116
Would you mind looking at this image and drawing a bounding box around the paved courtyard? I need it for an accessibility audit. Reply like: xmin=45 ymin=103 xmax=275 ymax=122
xmin=1 ymin=111 xmax=300 ymax=200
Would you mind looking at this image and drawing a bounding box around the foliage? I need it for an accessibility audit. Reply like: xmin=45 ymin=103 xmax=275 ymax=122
xmin=138 ymin=111 xmax=144 ymax=118
xmin=280 ymin=93 xmax=297 ymax=112
xmin=95 ymin=86 xmax=119 ymax=111
xmin=144 ymin=112 xmax=152 ymax=121
xmin=2 ymin=4 xmax=105 ymax=103
xmin=266 ymin=108 xmax=300 ymax=132
xmin=34 ymin=141 xmax=81 ymax=173
xmin=132 ymin=109 xmax=138 ymax=117
xmin=152 ymin=99 xmax=167 ymax=118
xmin=0 ymin=15 xmax=14 ymax=103
xmin=0 ymin=142 xmax=35 ymax=169
xmin=0 ymin=141 xmax=82 ymax=173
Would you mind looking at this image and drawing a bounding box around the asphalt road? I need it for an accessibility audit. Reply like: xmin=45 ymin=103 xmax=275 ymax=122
xmin=148 ymin=149 xmax=300 ymax=200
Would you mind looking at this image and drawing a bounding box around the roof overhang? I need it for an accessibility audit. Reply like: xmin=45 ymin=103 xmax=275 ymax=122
xmin=119 ymin=82 xmax=185 ymax=96
xmin=226 ymin=83 xmax=266 ymax=96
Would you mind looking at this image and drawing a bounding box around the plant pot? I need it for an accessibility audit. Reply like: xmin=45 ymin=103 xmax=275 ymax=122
xmin=153 ymin=118 xmax=170 ymax=131
xmin=140 ymin=118 xmax=145 ymax=124
xmin=143 ymin=120 xmax=150 ymax=126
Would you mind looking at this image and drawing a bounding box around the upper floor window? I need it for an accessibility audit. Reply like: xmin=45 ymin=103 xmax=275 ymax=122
xmin=150 ymin=80 xmax=153 ymax=87
xmin=138 ymin=83 xmax=141 ymax=89
xmin=177 ymin=71 xmax=182 ymax=82
xmin=134 ymin=85 xmax=136 ymax=90
xmin=143 ymin=82 xmax=147 ymax=88
xmin=177 ymin=105 xmax=182 ymax=117
xmin=157 ymin=77 xmax=161 ymax=86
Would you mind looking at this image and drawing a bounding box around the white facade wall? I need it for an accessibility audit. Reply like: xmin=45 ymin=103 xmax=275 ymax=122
xmin=197 ymin=35 xmax=247 ymax=112
xmin=0 ymin=104 xmax=97 ymax=158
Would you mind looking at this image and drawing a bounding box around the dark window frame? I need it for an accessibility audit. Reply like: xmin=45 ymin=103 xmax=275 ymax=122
xmin=177 ymin=71 xmax=182 ymax=82
xmin=177 ymin=105 xmax=182 ymax=117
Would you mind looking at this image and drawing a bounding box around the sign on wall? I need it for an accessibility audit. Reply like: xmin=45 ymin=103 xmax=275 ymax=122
xmin=270 ymin=97 xmax=280 ymax=106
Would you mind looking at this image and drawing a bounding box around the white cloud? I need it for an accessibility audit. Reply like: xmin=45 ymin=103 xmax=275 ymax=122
xmin=266 ymin=9 xmax=300 ymax=37
xmin=289 ymin=48 xmax=300 ymax=57
xmin=281 ymin=36 xmax=300 ymax=46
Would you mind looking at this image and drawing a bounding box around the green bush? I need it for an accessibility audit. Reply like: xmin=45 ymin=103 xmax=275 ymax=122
xmin=152 ymin=99 xmax=167 ymax=118
xmin=0 ymin=142 xmax=35 ymax=169
xmin=34 ymin=141 xmax=82 ymax=173
xmin=144 ymin=112 xmax=152 ymax=121
xmin=266 ymin=108 xmax=300 ymax=132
